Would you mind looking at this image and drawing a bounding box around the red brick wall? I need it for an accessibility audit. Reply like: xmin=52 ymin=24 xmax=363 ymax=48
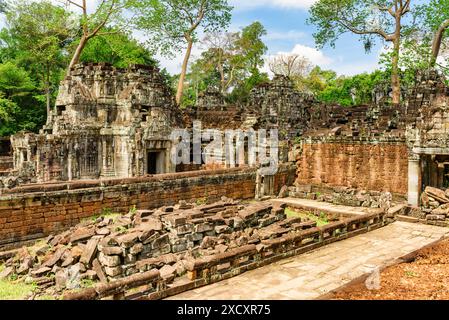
xmin=296 ymin=142 xmax=408 ymax=195
xmin=0 ymin=165 xmax=295 ymax=248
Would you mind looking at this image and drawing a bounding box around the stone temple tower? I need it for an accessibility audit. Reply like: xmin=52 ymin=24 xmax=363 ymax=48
xmin=11 ymin=62 xmax=183 ymax=183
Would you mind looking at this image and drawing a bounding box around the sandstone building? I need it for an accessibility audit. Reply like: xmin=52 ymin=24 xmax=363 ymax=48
xmin=11 ymin=63 xmax=182 ymax=183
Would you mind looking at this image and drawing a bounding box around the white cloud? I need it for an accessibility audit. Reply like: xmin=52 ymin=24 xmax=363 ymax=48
xmin=271 ymin=43 xmax=333 ymax=67
xmin=263 ymin=43 xmax=333 ymax=77
xmin=230 ymin=0 xmax=317 ymax=10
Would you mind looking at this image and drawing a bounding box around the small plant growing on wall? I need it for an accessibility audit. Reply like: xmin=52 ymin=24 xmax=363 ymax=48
xmin=129 ymin=205 xmax=137 ymax=215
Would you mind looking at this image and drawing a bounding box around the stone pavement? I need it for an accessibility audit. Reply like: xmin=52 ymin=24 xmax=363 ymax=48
xmin=272 ymin=197 xmax=383 ymax=216
xmin=167 ymin=221 xmax=449 ymax=300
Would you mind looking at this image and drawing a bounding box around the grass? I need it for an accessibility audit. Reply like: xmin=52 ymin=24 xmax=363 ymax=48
xmin=0 ymin=280 xmax=35 ymax=300
xmin=285 ymin=208 xmax=329 ymax=227
xmin=0 ymin=263 xmax=36 ymax=300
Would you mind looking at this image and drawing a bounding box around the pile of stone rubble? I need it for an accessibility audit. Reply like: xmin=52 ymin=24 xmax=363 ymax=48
xmin=0 ymin=197 xmax=327 ymax=299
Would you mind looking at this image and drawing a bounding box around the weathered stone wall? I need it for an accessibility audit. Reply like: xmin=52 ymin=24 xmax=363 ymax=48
xmin=0 ymin=157 xmax=13 ymax=172
xmin=0 ymin=165 xmax=295 ymax=248
xmin=296 ymin=139 xmax=408 ymax=195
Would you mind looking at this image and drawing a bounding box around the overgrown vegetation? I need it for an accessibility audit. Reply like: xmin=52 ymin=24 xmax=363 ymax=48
xmin=285 ymin=207 xmax=329 ymax=227
xmin=0 ymin=264 xmax=36 ymax=300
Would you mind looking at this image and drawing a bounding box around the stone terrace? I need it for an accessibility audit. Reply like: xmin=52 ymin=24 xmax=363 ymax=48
xmin=168 ymin=221 xmax=449 ymax=300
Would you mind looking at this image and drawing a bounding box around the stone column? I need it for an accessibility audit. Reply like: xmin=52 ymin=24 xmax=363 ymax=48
xmin=408 ymin=155 xmax=420 ymax=206
xmin=67 ymin=153 xmax=72 ymax=181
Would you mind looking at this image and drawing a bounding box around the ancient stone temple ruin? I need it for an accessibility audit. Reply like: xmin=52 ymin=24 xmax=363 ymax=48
xmin=247 ymin=75 xmax=313 ymax=139
xmin=11 ymin=63 xmax=182 ymax=183
xmin=406 ymin=70 xmax=449 ymax=206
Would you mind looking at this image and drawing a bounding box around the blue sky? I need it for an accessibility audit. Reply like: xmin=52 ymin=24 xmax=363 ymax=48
xmin=160 ymin=0 xmax=384 ymax=76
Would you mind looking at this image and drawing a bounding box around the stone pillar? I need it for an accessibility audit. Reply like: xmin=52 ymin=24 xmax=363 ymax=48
xmin=67 ymin=153 xmax=72 ymax=181
xmin=408 ymin=156 xmax=420 ymax=206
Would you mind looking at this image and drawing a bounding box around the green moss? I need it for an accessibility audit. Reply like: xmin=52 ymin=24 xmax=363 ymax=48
xmin=80 ymin=279 xmax=96 ymax=288
xmin=285 ymin=208 xmax=329 ymax=227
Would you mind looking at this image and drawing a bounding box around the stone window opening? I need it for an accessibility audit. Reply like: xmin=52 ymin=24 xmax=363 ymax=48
xmin=56 ymin=105 xmax=66 ymax=116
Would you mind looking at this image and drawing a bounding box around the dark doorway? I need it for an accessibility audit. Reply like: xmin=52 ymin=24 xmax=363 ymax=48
xmin=147 ymin=150 xmax=165 ymax=174
xmin=147 ymin=152 xmax=158 ymax=174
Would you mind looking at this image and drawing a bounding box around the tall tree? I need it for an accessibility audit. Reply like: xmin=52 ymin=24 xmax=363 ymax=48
xmin=63 ymin=0 xmax=128 ymax=72
xmin=235 ymin=21 xmax=267 ymax=78
xmin=201 ymin=31 xmax=241 ymax=94
xmin=77 ymin=30 xmax=157 ymax=68
xmin=2 ymin=0 xmax=73 ymax=122
xmin=268 ymin=54 xmax=313 ymax=78
xmin=418 ymin=0 xmax=449 ymax=66
xmin=131 ymin=0 xmax=233 ymax=104
xmin=308 ymin=0 xmax=413 ymax=105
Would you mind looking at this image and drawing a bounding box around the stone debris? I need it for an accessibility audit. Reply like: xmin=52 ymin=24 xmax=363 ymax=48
xmin=418 ymin=186 xmax=449 ymax=225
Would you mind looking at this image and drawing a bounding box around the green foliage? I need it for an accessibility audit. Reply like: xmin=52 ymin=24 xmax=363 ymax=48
xmin=0 ymin=62 xmax=35 ymax=98
xmin=184 ymin=21 xmax=269 ymax=105
xmin=308 ymin=0 xmax=397 ymax=51
xmin=235 ymin=21 xmax=267 ymax=76
xmin=0 ymin=0 xmax=159 ymax=137
xmin=78 ymin=31 xmax=157 ymax=68
xmin=80 ymin=278 xmax=96 ymax=288
xmin=284 ymin=207 xmax=329 ymax=227
xmin=0 ymin=270 xmax=36 ymax=300
xmin=131 ymin=0 xmax=233 ymax=57
xmin=0 ymin=62 xmax=45 ymax=135
xmin=228 ymin=70 xmax=269 ymax=104
xmin=297 ymin=66 xmax=390 ymax=107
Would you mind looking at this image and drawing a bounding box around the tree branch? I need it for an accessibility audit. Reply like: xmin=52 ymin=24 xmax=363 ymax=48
xmin=88 ymin=0 xmax=117 ymax=39
xmin=338 ymin=19 xmax=394 ymax=41
xmin=66 ymin=0 xmax=84 ymax=10
xmin=377 ymin=4 xmax=395 ymax=17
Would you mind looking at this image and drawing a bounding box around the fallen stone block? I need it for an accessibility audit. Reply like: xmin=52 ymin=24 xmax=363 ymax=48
xmin=98 ymin=252 xmax=121 ymax=267
xmin=80 ymin=237 xmax=101 ymax=266
xmin=92 ymin=258 xmax=108 ymax=283
xmin=151 ymin=234 xmax=170 ymax=250
xmin=42 ymin=247 xmax=66 ymax=268
xmin=159 ymin=264 xmax=176 ymax=281
xmin=0 ymin=266 xmax=15 ymax=279
xmin=69 ymin=227 xmax=96 ymax=243
xmin=100 ymin=246 xmax=123 ymax=256
xmin=104 ymin=265 xmax=122 ymax=277
xmin=426 ymin=214 xmax=446 ymax=221
xmin=425 ymin=186 xmax=449 ymax=204
xmin=116 ymin=232 xmax=142 ymax=248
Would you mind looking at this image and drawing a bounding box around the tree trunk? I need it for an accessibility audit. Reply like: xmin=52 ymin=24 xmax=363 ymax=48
xmin=45 ymin=63 xmax=51 ymax=125
xmin=68 ymin=35 xmax=88 ymax=74
xmin=431 ymin=19 xmax=449 ymax=67
xmin=391 ymin=16 xmax=402 ymax=105
xmin=218 ymin=62 xmax=226 ymax=94
xmin=176 ymin=39 xmax=194 ymax=105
